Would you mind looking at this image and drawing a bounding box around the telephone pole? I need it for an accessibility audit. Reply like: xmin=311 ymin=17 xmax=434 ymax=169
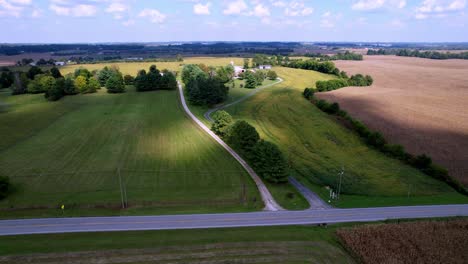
xmin=337 ymin=166 xmax=344 ymax=200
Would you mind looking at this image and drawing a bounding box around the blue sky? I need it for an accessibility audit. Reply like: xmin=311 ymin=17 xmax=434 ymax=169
xmin=0 ymin=0 xmax=467 ymax=43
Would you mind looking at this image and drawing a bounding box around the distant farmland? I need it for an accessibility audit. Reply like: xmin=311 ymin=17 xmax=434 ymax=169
xmin=317 ymin=55 xmax=468 ymax=187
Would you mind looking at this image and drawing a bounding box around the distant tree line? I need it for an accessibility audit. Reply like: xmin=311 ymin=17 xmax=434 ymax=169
xmin=304 ymin=51 xmax=363 ymax=61
xmin=302 ymin=89 xmax=468 ymax=195
xmin=211 ymin=111 xmax=288 ymax=184
xmin=367 ymin=49 xmax=468 ymax=60
xmin=316 ymin=74 xmax=373 ymax=92
xmin=284 ymin=59 xmax=340 ymax=75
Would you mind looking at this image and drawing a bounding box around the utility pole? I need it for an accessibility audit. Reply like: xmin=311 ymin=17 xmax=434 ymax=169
xmin=337 ymin=166 xmax=344 ymax=200
xmin=118 ymin=167 xmax=125 ymax=209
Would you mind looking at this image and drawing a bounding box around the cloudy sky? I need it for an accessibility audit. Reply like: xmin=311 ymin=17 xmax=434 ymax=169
xmin=0 ymin=0 xmax=467 ymax=43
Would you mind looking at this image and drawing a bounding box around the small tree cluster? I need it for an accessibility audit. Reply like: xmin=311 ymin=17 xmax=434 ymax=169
xmin=316 ymin=74 xmax=373 ymax=92
xmin=134 ymin=65 xmax=177 ymax=92
xmin=267 ymin=70 xmax=278 ymax=80
xmin=183 ymin=64 xmax=229 ymax=106
xmin=105 ymin=71 xmax=125 ymax=93
xmin=0 ymin=69 xmax=14 ymax=89
xmin=211 ymin=112 xmax=288 ymax=184
xmin=303 ymin=88 xmax=314 ymax=99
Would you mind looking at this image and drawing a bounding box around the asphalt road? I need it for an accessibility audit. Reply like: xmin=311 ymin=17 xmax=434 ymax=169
xmin=1 ymin=204 xmax=467 ymax=236
xmin=177 ymin=82 xmax=283 ymax=211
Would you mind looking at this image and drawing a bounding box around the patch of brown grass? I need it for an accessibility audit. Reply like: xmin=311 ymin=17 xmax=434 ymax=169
xmin=337 ymin=219 xmax=468 ymax=264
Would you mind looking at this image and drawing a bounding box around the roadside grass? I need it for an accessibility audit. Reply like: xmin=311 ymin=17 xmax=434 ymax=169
xmin=224 ymin=66 xmax=468 ymax=207
xmin=0 ymin=225 xmax=355 ymax=263
xmin=0 ymin=86 xmax=261 ymax=217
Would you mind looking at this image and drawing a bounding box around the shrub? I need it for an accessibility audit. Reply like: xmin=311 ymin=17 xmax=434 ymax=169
xmin=325 ymin=102 xmax=340 ymax=114
xmin=105 ymin=72 xmax=125 ymax=93
xmin=383 ymin=144 xmax=406 ymax=160
xmin=211 ymin=110 xmax=233 ymax=137
xmin=0 ymin=175 xmax=10 ymax=200
xmin=249 ymin=140 xmax=288 ymax=183
xmin=27 ymin=74 xmax=46 ymax=94
xmin=303 ymin=88 xmax=314 ymax=99
xmin=267 ymin=70 xmax=278 ymax=80
xmin=44 ymin=77 xmax=63 ymax=101
xmin=124 ymin=74 xmax=134 ymax=85
xmin=412 ymin=154 xmax=432 ymax=169
xmin=366 ymin=131 xmax=386 ymax=149
xmin=63 ymin=77 xmax=78 ymax=95
xmin=85 ymin=78 xmax=100 ymax=93
xmin=226 ymin=120 xmax=260 ymax=154
xmin=245 ymin=71 xmax=257 ymax=88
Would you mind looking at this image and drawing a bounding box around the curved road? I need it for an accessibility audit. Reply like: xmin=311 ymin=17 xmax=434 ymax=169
xmin=178 ymin=82 xmax=283 ymax=211
xmin=1 ymin=204 xmax=467 ymax=235
xmin=204 ymin=78 xmax=283 ymax=122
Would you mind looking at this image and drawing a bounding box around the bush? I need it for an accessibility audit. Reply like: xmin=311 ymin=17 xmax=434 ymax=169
xmin=249 ymin=140 xmax=288 ymax=183
xmin=303 ymin=88 xmax=314 ymax=99
xmin=124 ymin=74 xmax=134 ymax=85
xmin=44 ymin=77 xmax=63 ymax=101
xmin=105 ymin=72 xmax=125 ymax=93
xmin=366 ymin=131 xmax=386 ymax=149
xmin=226 ymin=120 xmax=260 ymax=154
xmin=27 ymin=74 xmax=46 ymax=94
xmin=63 ymin=77 xmax=78 ymax=95
xmin=211 ymin=110 xmax=233 ymax=137
xmin=383 ymin=144 xmax=406 ymax=160
xmin=267 ymin=70 xmax=278 ymax=80
xmin=412 ymin=154 xmax=432 ymax=169
xmin=85 ymin=78 xmax=100 ymax=93
xmin=245 ymin=71 xmax=257 ymax=88
xmin=0 ymin=175 xmax=10 ymax=200
xmin=316 ymin=79 xmax=348 ymax=92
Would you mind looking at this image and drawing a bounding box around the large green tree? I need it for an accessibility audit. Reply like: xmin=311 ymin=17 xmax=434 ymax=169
xmin=249 ymin=140 xmax=289 ymax=183
xmin=211 ymin=110 xmax=233 ymax=137
xmin=226 ymin=120 xmax=260 ymax=154
xmin=244 ymin=71 xmax=257 ymax=88
xmin=106 ymin=72 xmax=125 ymax=93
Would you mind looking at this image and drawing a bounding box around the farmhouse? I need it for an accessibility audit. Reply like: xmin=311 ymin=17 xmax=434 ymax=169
xmin=231 ymin=61 xmax=245 ymax=77
xmin=258 ymin=65 xmax=272 ymax=70
xmin=55 ymin=61 xmax=66 ymax=66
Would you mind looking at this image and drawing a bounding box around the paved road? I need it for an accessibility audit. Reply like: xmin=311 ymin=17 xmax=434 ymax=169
xmin=178 ymin=82 xmax=283 ymax=211
xmin=288 ymin=177 xmax=332 ymax=210
xmin=1 ymin=204 xmax=467 ymax=236
xmin=204 ymin=78 xmax=283 ymax=122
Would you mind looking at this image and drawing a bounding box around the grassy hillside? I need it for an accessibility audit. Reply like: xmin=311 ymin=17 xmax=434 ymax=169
xmin=0 ymin=225 xmax=355 ymax=263
xmin=225 ymin=67 xmax=468 ymax=207
xmin=0 ymin=87 xmax=261 ymax=217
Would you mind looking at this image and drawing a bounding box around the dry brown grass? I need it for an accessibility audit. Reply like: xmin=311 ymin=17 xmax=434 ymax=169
xmin=337 ymin=219 xmax=468 ymax=264
xmin=317 ymin=55 xmax=468 ymax=186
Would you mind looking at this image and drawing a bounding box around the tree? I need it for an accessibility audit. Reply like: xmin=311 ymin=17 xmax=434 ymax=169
xmin=160 ymin=70 xmax=177 ymax=90
xmin=250 ymin=140 xmax=288 ymax=183
xmin=267 ymin=70 xmax=277 ymax=80
xmin=211 ymin=110 xmax=233 ymax=137
xmin=106 ymin=72 xmax=125 ymax=93
xmin=134 ymin=70 xmax=149 ymax=91
xmin=97 ymin=66 xmax=114 ymax=86
xmin=124 ymin=74 xmax=134 ymax=85
xmin=244 ymin=71 xmax=257 ymax=88
xmin=303 ymin=88 xmax=314 ymax=99
xmin=11 ymin=72 xmax=29 ymax=95
xmin=226 ymin=120 xmax=260 ymax=154
xmin=74 ymin=76 xmax=88 ymax=93
xmin=182 ymin=64 xmax=206 ymax=84
xmin=254 ymin=70 xmax=266 ymax=86
xmin=0 ymin=70 xmax=14 ymax=89
xmin=27 ymin=66 xmax=43 ymax=80
xmin=243 ymin=58 xmax=250 ymax=69
xmin=63 ymin=77 xmax=78 ymax=95
xmin=44 ymin=77 xmax=63 ymax=101
xmin=50 ymin=67 xmax=62 ymax=78
xmin=0 ymin=175 xmax=10 ymax=200
xmin=74 ymin=68 xmax=92 ymax=79
xmin=86 ymin=77 xmax=100 ymax=93
xmin=186 ymin=75 xmax=228 ymax=106
xmin=27 ymin=74 xmax=46 ymax=94
xmin=176 ymin=54 xmax=183 ymax=62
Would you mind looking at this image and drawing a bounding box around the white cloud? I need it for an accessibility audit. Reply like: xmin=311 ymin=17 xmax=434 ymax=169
xmin=389 ymin=18 xmax=405 ymax=27
xmin=0 ymin=0 xmax=24 ymax=17
xmin=415 ymin=0 xmax=466 ymax=19
xmin=272 ymin=1 xmax=286 ymax=7
xmin=122 ymin=19 xmax=135 ymax=26
xmin=31 ymin=8 xmax=42 ymax=17
xmin=398 ymin=0 xmax=407 ymax=8
xmin=320 ymin=11 xmax=342 ymax=28
xmin=252 ymin=3 xmax=270 ymax=17
xmin=49 ymin=3 xmax=97 ymax=17
xmin=284 ymin=1 xmax=314 ymax=16
xmin=223 ymin=0 xmax=248 ymax=15
xmin=106 ymin=2 xmax=127 ymax=13
xmin=352 ymin=0 xmax=386 ymax=11
xmin=193 ymin=2 xmax=210 ymax=15
xmin=10 ymin=0 xmax=30 ymax=5
xmin=139 ymin=8 xmax=167 ymax=23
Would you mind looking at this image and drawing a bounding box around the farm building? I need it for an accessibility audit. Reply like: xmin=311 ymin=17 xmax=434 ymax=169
xmin=55 ymin=61 xmax=66 ymax=66
xmin=258 ymin=65 xmax=272 ymax=70
xmin=231 ymin=61 xmax=245 ymax=77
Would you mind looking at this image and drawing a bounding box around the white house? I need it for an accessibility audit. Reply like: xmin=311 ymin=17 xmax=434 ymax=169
xmin=55 ymin=61 xmax=66 ymax=66
xmin=231 ymin=61 xmax=245 ymax=77
xmin=258 ymin=65 xmax=272 ymax=70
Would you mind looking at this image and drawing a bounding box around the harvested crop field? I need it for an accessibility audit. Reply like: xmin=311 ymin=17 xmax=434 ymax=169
xmin=317 ymin=55 xmax=468 ymax=186
xmin=337 ymin=219 xmax=468 ymax=264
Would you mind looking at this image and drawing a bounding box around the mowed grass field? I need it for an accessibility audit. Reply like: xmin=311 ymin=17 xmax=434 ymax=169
xmin=0 ymin=86 xmax=261 ymax=217
xmin=0 ymin=225 xmax=355 ymax=263
xmin=224 ymin=66 xmax=468 ymax=207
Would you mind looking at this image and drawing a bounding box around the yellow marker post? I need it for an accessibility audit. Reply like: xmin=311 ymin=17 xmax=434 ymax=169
xmin=61 ymin=204 xmax=65 ymax=210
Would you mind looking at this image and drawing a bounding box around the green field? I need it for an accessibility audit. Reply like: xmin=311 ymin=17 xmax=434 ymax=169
xmin=0 ymin=225 xmax=355 ymax=263
xmin=224 ymin=66 xmax=468 ymax=207
xmin=0 ymin=86 xmax=261 ymax=218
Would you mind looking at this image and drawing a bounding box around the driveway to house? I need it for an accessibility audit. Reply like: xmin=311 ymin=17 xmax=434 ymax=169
xmin=178 ymin=82 xmax=283 ymax=211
